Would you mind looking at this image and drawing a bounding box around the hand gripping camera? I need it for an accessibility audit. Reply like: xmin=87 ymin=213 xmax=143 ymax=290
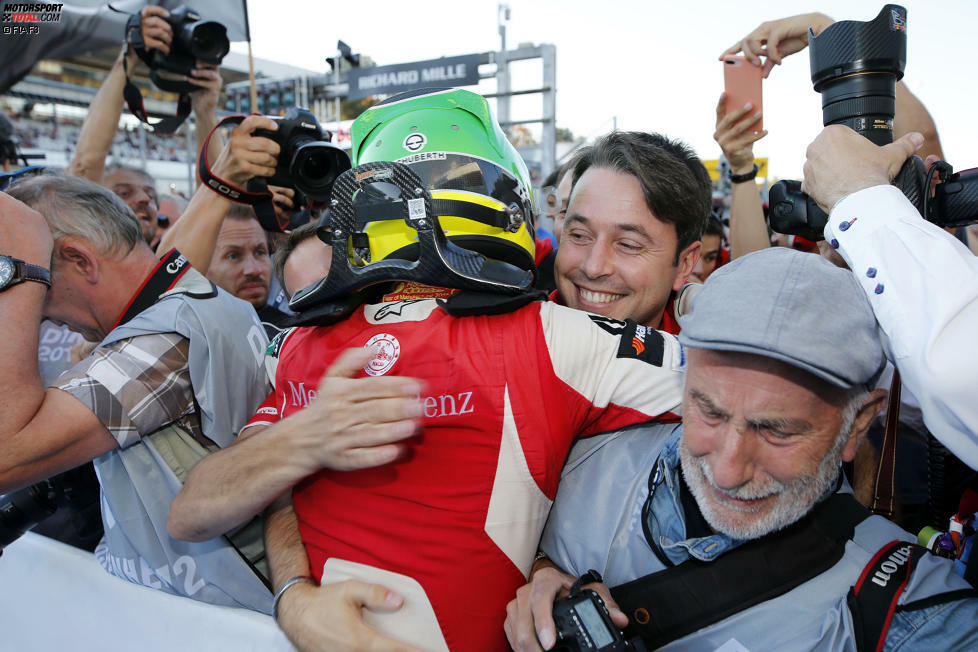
xmin=127 ymin=4 xmax=229 ymax=94
xmin=768 ymin=5 xmax=978 ymax=241
xmin=123 ymin=5 xmax=230 ymax=132
xmin=552 ymin=571 xmax=647 ymax=652
xmin=251 ymin=107 xmax=351 ymax=203
xmin=197 ymin=108 xmax=351 ymax=232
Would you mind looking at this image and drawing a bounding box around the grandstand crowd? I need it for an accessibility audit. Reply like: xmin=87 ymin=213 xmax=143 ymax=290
xmin=11 ymin=114 xmax=193 ymax=163
xmin=1 ymin=7 xmax=977 ymax=651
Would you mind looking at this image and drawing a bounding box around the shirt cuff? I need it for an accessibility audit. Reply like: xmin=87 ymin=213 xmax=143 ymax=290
xmin=824 ymin=184 xmax=916 ymax=244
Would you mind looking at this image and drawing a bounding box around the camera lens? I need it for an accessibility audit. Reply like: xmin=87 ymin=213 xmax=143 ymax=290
xmin=817 ymin=72 xmax=897 ymax=146
xmin=808 ymin=5 xmax=906 ymax=146
xmin=292 ymin=142 xmax=352 ymax=201
xmin=188 ymin=22 xmax=230 ymax=63
xmin=299 ymin=151 xmax=330 ymax=184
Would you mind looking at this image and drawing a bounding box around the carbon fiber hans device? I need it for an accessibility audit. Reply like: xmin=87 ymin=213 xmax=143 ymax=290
xmin=288 ymin=161 xmax=535 ymax=324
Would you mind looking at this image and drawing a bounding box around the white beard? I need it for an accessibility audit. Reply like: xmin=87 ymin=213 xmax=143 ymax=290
xmin=679 ymin=432 xmax=847 ymax=540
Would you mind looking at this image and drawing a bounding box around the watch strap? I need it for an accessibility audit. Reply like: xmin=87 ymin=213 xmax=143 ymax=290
xmin=728 ymin=163 xmax=759 ymax=184
xmin=17 ymin=259 xmax=52 ymax=287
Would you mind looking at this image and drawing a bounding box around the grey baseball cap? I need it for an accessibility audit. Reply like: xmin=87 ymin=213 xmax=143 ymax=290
xmin=678 ymin=247 xmax=886 ymax=389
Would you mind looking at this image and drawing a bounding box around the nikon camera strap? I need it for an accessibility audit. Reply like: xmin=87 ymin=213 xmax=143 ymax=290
xmin=612 ymin=489 xmax=972 ymax=650
xmin=611 ymin=493 xmax=867 ymax=649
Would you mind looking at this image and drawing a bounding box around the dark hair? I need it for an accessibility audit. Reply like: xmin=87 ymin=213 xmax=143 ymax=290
xmin=704 ymin=211 xmax=724 ymax=238
xmin=273 ymin=221 xmax=321 ymax=295
xmin=570 ymin=131 xmax=712 ymax=262
xmin=541 ymin=156 xmax=577 ymax=189
xmin=541 ymin=168 xmax=560 ymax=189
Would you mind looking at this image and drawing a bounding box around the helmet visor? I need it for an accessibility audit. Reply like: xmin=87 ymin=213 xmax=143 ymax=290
xmin=399 ymin=152 xmax=532 ymax=223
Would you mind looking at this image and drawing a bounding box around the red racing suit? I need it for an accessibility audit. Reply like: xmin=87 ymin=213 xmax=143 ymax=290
xmin=262 ymin=290 xmax=686 ymax=649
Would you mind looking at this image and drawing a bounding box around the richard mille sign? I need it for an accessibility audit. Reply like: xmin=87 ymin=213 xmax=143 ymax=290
xmin=347 ymin=54 xmax=480 ymax=99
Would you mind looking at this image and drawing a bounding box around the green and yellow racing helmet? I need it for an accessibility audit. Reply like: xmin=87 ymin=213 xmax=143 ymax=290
xmin=288 ymin=88 xmax=539 ymax=321
xmin=351 ymin=87 xmax=536 ymax=273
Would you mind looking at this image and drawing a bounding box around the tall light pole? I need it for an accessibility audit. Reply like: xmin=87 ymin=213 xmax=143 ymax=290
xmin=332 ymin=44 xmax=342 ymax=126
xmin=496 ymin=4 xmax=511 ymax=132
xmin=329 ymin=40 xmax=360 ymax=129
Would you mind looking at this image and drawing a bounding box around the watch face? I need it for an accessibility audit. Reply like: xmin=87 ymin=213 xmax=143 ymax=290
xmin=0 ymin=257 xmax=14 ymax=287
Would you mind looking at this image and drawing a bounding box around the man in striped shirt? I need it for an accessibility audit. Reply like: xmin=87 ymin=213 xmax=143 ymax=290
xmin=0 ymin=174 xmax=272 ymax=610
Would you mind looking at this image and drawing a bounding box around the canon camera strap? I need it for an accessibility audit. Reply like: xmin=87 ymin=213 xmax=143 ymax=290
xmin=110 ymin=249 xmax=192 ymax=330
xmin=611 ymin=492 xmax=869 ymax=649
xmin=196 ymin=115 xmax=288 ymax=232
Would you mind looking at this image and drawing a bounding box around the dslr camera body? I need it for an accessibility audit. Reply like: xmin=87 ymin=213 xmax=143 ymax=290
xmin=0 ymin=464 xmax=102 ymax=556
xmin=552 ymin=584 xmax=646 ymax=651
xmin=252 ymin=107 xmax=351 ymax=202
xmin=127 ymin=4 xmax=230 ymax=95
xmin=769 ymin=4 xmax=978 ymax=240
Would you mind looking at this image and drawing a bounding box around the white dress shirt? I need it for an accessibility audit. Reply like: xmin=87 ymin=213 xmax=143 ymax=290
xmin=826 ymin=184 xmax=978 ymax=469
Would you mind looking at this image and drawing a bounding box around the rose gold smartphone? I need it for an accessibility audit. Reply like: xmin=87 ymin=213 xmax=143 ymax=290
xmin=723 ymin=55 xmax=763 ymax=131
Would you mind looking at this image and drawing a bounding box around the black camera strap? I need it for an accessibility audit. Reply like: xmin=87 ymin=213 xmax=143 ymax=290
xmin=611 ymin=492 xmax=868 ymax=648
xmin=122 ymin=67 xmax=192 ymax=135
xmin=196 ymin=115 xmax=289 ymax=232
xmin=119 ymin=11 xmax=192 ymax=135
xmin=111 ymin=249 xmax=193 ymax=330
xmin=846 ymin=540 xmax=933 ymax=652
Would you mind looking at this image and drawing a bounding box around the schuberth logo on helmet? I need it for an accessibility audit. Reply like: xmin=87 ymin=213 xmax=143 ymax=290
xmin=403 ymin=133 xmax=427 ymax=152
xmin=364 ymin=333 xmax=401 ymax=376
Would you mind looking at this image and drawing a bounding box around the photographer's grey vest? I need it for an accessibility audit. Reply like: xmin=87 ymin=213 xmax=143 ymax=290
xmin=92 ymin=263 xmax=272 ymax=613
xmin=541 ymin=425 xmax=975 ymax=650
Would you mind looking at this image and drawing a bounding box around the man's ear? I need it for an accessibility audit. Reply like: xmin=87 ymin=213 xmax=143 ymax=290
xmin=55 ymin=238 xmax=100 ymax=284
xmin=841 ymin=388 xmax=889 ymax=462
xmin=673 ymin=240 xmax=701 ymax=291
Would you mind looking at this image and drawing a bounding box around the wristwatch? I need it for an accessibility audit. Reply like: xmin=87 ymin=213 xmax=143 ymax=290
xmin=728 ymin=164 xmax=759 ymax=184
xmin=0 ymin=255 xmax=51 ymax=292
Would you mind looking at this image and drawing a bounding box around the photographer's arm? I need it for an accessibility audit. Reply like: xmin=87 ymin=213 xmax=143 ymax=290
xmin=188 ymin=63 xmax=224 ymax=174
xmin=66 ymin=47 xmax=138 ymax=183
xmin=0 ymin=194 xmax=117 ymax=492
xmin=168 ymin=347 xmax=423 ymax=542
xmin=804 ymin=126 xmax=978 ymax=470
xmin=157 ymin=115 xmax=279 ymax=269
xmin=67 ymin=6 xmax=171 ymax=183
xmin=714 ymin=93 xmax=769 ymax=259
xmin=894 ymin=82 xmax=944 ymax=162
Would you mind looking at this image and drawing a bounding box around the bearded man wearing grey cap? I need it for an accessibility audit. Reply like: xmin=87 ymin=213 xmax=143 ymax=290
xmin=505 ymin=247 xmax=978 ymax=652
